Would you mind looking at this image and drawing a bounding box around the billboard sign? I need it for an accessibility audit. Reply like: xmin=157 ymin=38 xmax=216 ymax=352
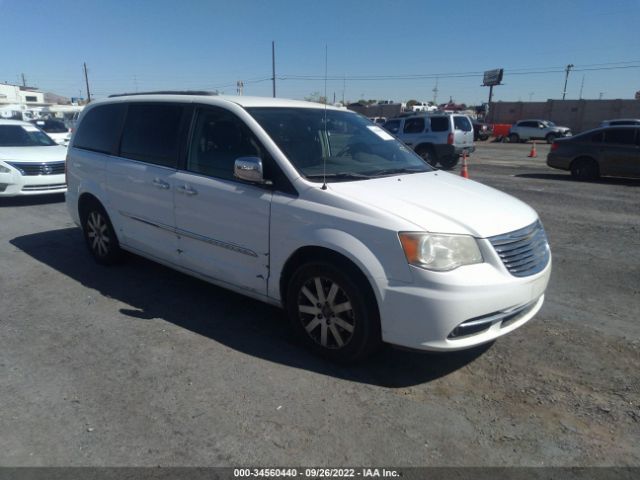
xmin=483 ymin=68 xmax=504 ymax=86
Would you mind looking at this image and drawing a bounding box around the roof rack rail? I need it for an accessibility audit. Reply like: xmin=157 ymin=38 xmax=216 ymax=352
xmin=108 ymin=90 xmax=218 ymax=98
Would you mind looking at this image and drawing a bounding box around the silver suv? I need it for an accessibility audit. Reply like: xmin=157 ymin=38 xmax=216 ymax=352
xmin=509 ymin=119 xmax=572 ymax=144
xmin=382 ymin=113 xmax=475 ymax=169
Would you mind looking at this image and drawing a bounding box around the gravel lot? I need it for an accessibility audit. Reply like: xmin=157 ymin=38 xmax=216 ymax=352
xmin=1 ymin=141 xmax=638 ymax=466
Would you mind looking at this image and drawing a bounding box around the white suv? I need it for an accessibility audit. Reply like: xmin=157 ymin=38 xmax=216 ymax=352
xmin=66 ymin=93 xmax=551 ymax=362
xmin=382 ymin=113 xmax=475 ymax=169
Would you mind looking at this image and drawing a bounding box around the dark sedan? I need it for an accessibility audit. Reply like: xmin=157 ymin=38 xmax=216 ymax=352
xmin=547 ymin=126 xmax=640 ymax=180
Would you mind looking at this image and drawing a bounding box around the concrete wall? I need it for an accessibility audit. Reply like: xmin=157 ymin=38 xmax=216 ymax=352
xmin=347 ymin=103 xmax=403 ymax=119
xmin=489 ymin=100 xmax=640 ymax=133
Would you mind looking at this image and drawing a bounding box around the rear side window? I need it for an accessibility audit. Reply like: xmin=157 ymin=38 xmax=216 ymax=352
xmin=73 ymin=104 xmax=126 ymax=154
xmin=604 ymin=129 xmax=636 ymax=145
xmin=119 ymin=103 xmax=184 ymax=167
xmin=383 ymin=120 xmax=400 ymax=134
xmin=403 ymin=118 xmax=425 ymax=134
xmin=610 ymin=120 xmax=639 ymax=126
xmin=454 ymin=116 xmax=472 ymax=132
xmin=430 ymin=117 xmax=449 ymax=132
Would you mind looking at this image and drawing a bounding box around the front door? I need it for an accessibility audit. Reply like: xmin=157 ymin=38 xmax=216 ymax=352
xmin=173 ymin=106 xmax=271 ymax=295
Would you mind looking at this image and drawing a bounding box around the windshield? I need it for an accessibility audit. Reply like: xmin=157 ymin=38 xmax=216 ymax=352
xmin=0 ymin=125 xmax=56 ymax=147
xmin=247 ymin=107 xmax=432 ymax=182
xmin=543 ymin=121 xmax=556 ymax=127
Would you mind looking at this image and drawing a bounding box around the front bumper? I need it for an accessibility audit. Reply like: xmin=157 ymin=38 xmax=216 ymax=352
xmin=377 ymin=239 xmax=551 ymax=351
xmin=0 ymin=171 xmax=66 ymax=196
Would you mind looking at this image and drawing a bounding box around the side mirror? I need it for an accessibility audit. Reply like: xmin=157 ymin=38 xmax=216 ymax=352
xmin=234 ymin=157 xmax=269 ymax=184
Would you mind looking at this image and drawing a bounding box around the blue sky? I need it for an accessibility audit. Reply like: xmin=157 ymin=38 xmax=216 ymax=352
xmin=1 ymin=0 xmax=639 ymax=104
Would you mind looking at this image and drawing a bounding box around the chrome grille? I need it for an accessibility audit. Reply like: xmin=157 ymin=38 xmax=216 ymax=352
xmin=489 ymin=221 xmax=550 ymax=277
xmin=6 ymin=161 xmax=65 ymax=176
xmin=22 ymin=183 xmax=66 ymax=191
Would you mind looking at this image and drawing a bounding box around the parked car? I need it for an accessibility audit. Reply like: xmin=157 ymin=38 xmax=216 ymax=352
xmin=509 ymin=119 xmax=572 ymax=144
xmin=30 ymin=119 xmax=72 ymax=146
xmin=600 ymin=119 xmax=640 ymax=127
xmin=411 ymin=102 xmax=438 ymax=113
xmin=547 ymin=125 xmax=640 ymax=180
xmin=382 ymin=113 xmax=475 ymax=169
xmin=368 ymin=116 xmax=387 ymax=125
xmin=472 ymin=120 xmax=493 ymax=141
xmin=0 ymin=119 xmax=67 ymax=196
xmin=66 ymin=93 xmax=551 ymax=362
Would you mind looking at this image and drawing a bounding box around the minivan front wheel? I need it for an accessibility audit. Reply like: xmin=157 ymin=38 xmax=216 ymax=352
xmin=286 ymin=262 xmax=381 ymax=363
xmin=81 ymin=204 xmax=122 ymax=265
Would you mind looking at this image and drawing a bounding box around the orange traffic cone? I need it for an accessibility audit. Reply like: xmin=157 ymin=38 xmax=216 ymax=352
xmin=528 ymin=141 xmax=537 ymax=158
xmin=460 ymin=152 xmax=469 ymax=178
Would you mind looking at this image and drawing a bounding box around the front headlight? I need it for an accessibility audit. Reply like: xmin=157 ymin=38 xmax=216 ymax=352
xmin=0 ymin=163 xmax=11 ymax=173
xmin=399 ymin=232 xmax=483 ymax=271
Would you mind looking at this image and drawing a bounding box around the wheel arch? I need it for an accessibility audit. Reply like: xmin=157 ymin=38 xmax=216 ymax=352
xmin=570 ymin=155 xmax=600 ymax=172
xmin=278 ymin=242 xmax=384 ymax=313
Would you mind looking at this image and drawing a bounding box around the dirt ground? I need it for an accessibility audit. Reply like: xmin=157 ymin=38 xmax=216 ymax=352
xmin=0 ymin=141 xmax=638 ymax=466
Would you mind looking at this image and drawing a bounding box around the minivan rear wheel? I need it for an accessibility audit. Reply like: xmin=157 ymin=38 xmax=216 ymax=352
xmin=286 ymin=262 xmax=381 ymax=363
xmin=509 ymin=133 xmax=520 ymax=143
xmin=81 ymin=203 xmax=123 ymax=265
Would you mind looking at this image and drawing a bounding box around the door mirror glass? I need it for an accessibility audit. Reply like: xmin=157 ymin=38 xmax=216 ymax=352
xmin=234 ymin=157 xmax=266 ymax=183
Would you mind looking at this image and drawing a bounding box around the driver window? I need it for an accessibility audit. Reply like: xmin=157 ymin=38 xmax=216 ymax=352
xmin=187 ymin=108 xmax=263 ymax=180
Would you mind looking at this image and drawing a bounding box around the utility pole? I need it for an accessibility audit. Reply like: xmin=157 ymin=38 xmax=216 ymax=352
xmin=236 ymin=80 xmax=244 ymax=95
xmin=21 ymin=73 xmax=26 ymax=87
xmin=579 ymin=75 xmax=585 ymax=100
xmin=432 ymin=77 xmax=439 ymax=104
xmin=83 ymin=62 xmax=91 ymax=103
xmin=271 ymin=41 xmax=276 ymax=98
xmin=562 ymin=63 xmax=574 ymax=100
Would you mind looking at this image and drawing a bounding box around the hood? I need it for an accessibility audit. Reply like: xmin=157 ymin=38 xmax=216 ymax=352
xmin=328 ymin=171 xmax=538 ymax=238
xmin=553 ymin=125 xmax=571 ymax=132
xmin=0 ymin=145 xmax=67 ymax=163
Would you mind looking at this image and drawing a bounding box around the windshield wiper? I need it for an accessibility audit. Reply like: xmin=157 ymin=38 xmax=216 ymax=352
xmin=305 ymin=172 xmax=371 ymax=181
xmin=368 ymin=167 xmax=425 ymax=177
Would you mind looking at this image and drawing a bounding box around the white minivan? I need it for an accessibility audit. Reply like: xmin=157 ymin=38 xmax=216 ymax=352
xmin=66 ymin=93 xmax=551 ymax=362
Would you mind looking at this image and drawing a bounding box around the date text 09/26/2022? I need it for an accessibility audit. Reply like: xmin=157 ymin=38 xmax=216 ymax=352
xmin=233 ymin=468 xmax=400 ymax=478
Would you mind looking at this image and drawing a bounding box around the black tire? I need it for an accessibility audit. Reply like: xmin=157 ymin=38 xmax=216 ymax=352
xmin=439 ymin=155 xmax=459 ymax=170
xmin=478 ymin=134 xmax=489 ymax=142
xmin=570 ymin=157 xmax=599 ymax=181
xmin=286 ymin=261 xmax=381 ymax=363
xmin=80 ymin=201 xmax=123 ymax=265
xmin=546 ymin=133 xmax=557 ymax=144
xmin=509 ymin=133 xmax=520 ymax=143
xmin=415 ymin=145 xmax=438 ymax=168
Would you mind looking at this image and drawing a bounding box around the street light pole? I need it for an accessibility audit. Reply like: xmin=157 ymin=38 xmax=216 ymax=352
xmin=562 ymin=64 xmax=574 ymax=100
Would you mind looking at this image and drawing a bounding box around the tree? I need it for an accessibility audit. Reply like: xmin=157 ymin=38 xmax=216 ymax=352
xmin=304 ymin=92 xmax=328 ymax=104
xmin=406 ymin=99 xmax=419 ymax=108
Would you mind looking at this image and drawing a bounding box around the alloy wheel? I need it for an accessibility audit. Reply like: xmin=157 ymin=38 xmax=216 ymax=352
xmin=297 ymin=276 xmax=355 ymax=349
xmin=86 ymin=211 xmax=110 ymax=257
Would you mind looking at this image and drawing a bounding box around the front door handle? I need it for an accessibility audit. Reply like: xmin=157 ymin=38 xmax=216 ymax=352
xmin=177 ymin=185 xmax=198 ymax=196
xmin=152 ymin=178 xmax=170 ymax=190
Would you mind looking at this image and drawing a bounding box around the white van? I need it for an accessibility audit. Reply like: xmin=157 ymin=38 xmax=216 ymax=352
xmin=66 ymin=93 xmax=551 ymax=362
